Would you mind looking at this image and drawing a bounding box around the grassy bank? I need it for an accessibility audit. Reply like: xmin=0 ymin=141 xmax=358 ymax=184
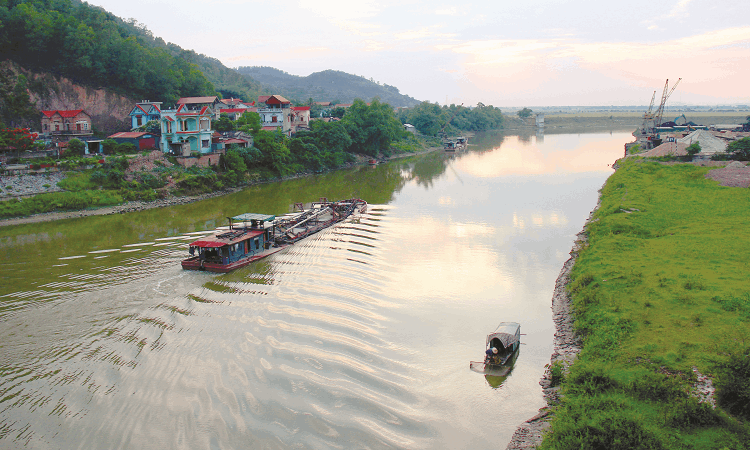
xmin=540 ymin=158 xmax=750 ymax=449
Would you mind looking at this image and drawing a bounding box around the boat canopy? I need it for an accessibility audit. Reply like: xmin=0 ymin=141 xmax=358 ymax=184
xmin=231 ymin=213 xmax=275 ymax=222
xmin=486 ymin=322 xmax=520 ymax=349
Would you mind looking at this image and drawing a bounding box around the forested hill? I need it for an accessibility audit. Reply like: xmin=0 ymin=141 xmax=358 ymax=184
xmin=236 ymin=67 xmax=421 ymax=107
xmin=0 ymin=0 xmax=263 ymax=127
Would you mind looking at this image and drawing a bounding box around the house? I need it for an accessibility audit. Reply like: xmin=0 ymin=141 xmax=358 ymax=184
xmin=403 ymin=123 xmax=417 ymax=134
xmin=177 ymin=96 xmax=221 ymax=119
xmin=314 ymin=101 xmax=332 ymax=107
xmin=257 ymin=95 xmax=292 ymax=134
xmin=108 ymin=131 xmax=158 ymax=150
xmin=257 ymin=95 xmax=272 ymax=106
xmin=219 ymin=98 xmax=248 ymax=108
xmin=291 ymin=106 xmax=311 ymax=133
xmin=40 ymin=110 xmax=93 ymax=137
xmin=159 ymin=104 xmax=214 ymax=155
xmin=129 ymin=101 xmax=162 ymax=129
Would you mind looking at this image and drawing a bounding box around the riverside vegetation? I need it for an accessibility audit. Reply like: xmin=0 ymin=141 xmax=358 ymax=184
xmin=539 ymin=158 xmax=750 ymax=449
xmin=1 ymin=98 xmax=502 ymax=219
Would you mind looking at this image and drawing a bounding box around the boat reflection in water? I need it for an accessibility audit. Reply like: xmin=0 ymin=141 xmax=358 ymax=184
xmin=482 ymin=349 xmax=520 ymax=388
xmin=469 ymin=322 xmax=521 ymax=388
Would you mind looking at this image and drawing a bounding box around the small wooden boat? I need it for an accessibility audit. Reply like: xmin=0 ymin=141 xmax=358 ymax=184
xmin=181 ymin=198 xmax=367 ymax=273
xmin=469 ymin=322 xmax=521 ymax=373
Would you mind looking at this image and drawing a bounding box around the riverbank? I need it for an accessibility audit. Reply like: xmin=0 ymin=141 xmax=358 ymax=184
xmin=507 ymin=158 xmax=750 ymax=449
xmin=504 ymin=208 xmax=590 ymax=450
xmin=0 ymin=146 xmax=441 ymax=228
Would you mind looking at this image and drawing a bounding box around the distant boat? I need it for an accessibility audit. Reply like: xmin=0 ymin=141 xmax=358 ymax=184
xmin=181 ymin=198 xmax=367 ymax=273
xmin=469 ymin=322 xmax=521 ymax=375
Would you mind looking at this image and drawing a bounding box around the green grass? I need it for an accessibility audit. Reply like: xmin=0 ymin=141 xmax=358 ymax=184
xmin=540 ymin=158 xmax=750 ymax=449
xmin=0 ymin=190 xmax=123 ymax=218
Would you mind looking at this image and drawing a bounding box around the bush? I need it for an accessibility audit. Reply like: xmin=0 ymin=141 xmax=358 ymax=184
xmin=715 ymin=347 xmax=750 ymax=420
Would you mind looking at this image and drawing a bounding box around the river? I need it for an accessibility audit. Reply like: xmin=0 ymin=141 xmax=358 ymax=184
xmin=0 ymin=130 xmax=630 ymax=449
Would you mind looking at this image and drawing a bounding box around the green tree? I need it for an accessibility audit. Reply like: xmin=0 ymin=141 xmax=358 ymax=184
xmin=407 ymin=101 xmax=446 ymax=136
xmin=101 ymin=138 xmax=118 ymax=155
xmin=137 ymin=120 xmax=161 ymax=135
xmin=237 ymin=111 xmax=261 ymax=135
xmin=66 ymin=138 xmax=85 ymax=157
xmin=685 ymin=142 xmax=701 ymax=158
xmin=213 ymin=114 xmax=235 ymax=132
xmin=517 ymin=107 xmax=533 ymax=119
xmin=252 ymin=130 xmax=290 ymax=174
xmin=341 ymin=99 xmax=403 ymax=156
xmin=727 ymin=137 xmax=750 ymax=161
xmin=330 ymin=107 xmax=346 ymax=119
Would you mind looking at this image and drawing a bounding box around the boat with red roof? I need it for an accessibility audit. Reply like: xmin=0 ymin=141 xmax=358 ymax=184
xmin=181 ymin=198 xmax=367 ymax=273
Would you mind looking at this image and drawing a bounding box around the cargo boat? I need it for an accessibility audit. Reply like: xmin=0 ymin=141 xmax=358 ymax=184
xmin=181 ymin=198 xmax=367 ymax=273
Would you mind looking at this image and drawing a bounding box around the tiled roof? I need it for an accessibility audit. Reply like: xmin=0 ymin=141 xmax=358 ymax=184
xmin=42 ymin=109 xmax=86 ymax=118
xmin=291 ymin=106 xmax=311 ymax=111
xmin=177 ymin=96 xmax=217 ymax=104
xmin=220 ymin=108 xmax=249 ymax=114
xmin=266 ymin=95 xmax=291 ymax=105
xmin=108 ymin=132 xmax=149 ymax=139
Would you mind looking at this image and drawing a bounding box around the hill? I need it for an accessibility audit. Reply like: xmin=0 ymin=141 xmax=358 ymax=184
xmin=236 ymin=67 xmax=421 ymax=107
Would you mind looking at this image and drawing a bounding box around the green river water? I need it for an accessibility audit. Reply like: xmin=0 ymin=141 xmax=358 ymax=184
xmin=0 ymin=130 xmax=631 ymax=449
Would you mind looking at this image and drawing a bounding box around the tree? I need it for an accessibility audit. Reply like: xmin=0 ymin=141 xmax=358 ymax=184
xmin=213 ymin=114 xmax=235 ymax=132
xmin=237 ymin=111 xmax=261 ymax=135
xmin=0 ymin=127 xmax=36 ymax=158
xmin=330 ymin=107 xmax=346 ymax=119
xmin=727 ymin=137 xmax=750 ymax=161
xmin=685 ymin=142 xmax=701 ymax=158
xmin=517 ymin=107 xmax=533 ymax=119
xmin=65 ymin=138 xmax=85 ymax=157
xmin=137 ymin=120 xmax=161 ymax=135
xmin=341 ymin=99 xmax=403 ymax=156
xmin=101 ymin=138 xmax=118 ymax=155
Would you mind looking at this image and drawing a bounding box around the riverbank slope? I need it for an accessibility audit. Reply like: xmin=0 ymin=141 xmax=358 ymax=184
xmin=508 ymin=158 xmax=750 ymax=449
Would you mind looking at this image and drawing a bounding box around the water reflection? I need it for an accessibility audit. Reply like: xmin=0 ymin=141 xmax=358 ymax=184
xmin=0 ymin=131 xmax=633 ymax=449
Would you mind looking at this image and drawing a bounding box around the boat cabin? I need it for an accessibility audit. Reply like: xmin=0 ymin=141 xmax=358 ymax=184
xmin=486 ymin=322 xmax=521 ymax=359
xmin=188 ymin=213 xmax=276 ymax=265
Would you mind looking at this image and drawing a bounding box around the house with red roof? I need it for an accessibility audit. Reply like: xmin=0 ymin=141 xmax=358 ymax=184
xmin=257 ymin=95 xmax=292 ymax=134
xmin=40 ymin=110 xmax=92 ymax=137
xmin=159 ymin=104 xmax=215 ymax=156
xmin=129 ymin=101 xmax=162 ymax=129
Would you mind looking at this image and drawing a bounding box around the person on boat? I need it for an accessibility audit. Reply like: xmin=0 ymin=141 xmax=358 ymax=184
xmin=485 ymin=347 xmax=498 ymax=364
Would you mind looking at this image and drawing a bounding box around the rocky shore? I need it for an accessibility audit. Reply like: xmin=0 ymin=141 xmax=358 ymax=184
xmin=504 ymin=229 xmax=586 ymax=449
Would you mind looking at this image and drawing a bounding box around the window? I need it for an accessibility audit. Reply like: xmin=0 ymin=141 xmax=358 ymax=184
xmin=272 ymin=116 xmax=278 ymax=123
xmin=202 ymin=139 xmax=209 ymax=148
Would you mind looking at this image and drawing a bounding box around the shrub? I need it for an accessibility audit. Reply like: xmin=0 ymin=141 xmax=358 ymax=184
xmin=714 ymin=347 xmax=750 ymax=420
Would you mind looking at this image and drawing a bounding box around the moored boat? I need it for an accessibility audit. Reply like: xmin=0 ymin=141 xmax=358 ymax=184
xmin=181 ymin=198 xmax=367 ymax=273
xmin=469 ymin=322 xmax=521 ymax=373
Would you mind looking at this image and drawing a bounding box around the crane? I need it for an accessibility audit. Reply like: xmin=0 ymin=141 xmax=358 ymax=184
xmin=654 ymin=78 xmax=681 ymax=129
xmin=640 ymin=90 xmax=657 ymax=136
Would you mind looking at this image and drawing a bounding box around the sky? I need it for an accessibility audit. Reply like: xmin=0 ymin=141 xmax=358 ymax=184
xmin=86 ymin=0 xmax=750 ymax=107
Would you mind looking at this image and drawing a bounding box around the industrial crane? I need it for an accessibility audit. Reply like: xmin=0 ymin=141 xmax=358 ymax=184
xmin=654 ymin=78 xmax=681 ymax=130
xmin=639 ymin=78 xmax=681 ymax=147
xmin=640 ymin=91 xmax=657 ymax=136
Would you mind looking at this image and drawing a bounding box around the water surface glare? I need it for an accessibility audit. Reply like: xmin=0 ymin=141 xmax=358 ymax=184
xmin=0 ymin=131 xmax=631 ymax=448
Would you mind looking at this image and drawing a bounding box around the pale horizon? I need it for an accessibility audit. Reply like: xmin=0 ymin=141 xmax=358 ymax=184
xmin=86 ymin=0 xmax=750 ymax=108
